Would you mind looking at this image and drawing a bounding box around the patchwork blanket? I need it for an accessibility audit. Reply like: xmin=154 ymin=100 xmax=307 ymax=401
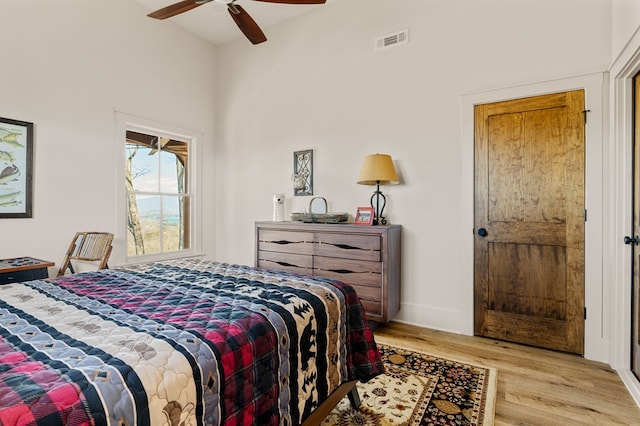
xmin=0 ymin=259 xmax=383 ymax=425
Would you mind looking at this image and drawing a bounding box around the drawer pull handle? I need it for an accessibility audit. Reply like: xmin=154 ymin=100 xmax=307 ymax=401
xmin=319 ymin=268 xmax=374 ymax=275
xmin=327 ymin=269 xmax=355 ymax=274
xmin=272 ymin=240 xmax=294 ymax=245
xmin=275 ymin=261 xmax=297 ymax=267
xmin=332 ymin=244 xmax=359 ymax=250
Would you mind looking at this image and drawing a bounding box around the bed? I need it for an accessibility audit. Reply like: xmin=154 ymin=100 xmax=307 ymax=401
xmin=0 ymin=258 xmax=383 ymax=425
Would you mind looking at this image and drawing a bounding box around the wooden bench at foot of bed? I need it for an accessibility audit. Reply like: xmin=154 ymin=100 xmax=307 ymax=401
xmin=302 ymin=380 xmax=360 ymax=426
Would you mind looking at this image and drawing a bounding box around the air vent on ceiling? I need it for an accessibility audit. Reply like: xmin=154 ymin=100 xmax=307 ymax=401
xmin=375 ymin=29 xmax=409 ymax=51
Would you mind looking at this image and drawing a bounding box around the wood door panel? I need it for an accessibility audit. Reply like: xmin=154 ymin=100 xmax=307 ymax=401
xmin=484 ymin=91 xmax=571 ymax=115
xmin=483 ymin=311 xmax=569 ymax=351
xmin=488 ymin=243 xmax=566 ymax=320
xmin=475 ymin=90 xmax=585 ymax=354
xmin=488 ymin=108 xmax=566 ymax=224
xmin=484 ymin=222 xmax=566 ymax=245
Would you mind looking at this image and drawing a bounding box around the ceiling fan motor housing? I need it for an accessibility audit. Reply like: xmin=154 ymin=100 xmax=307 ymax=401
xmin=148 ymin=0 xmax=327 ymax=44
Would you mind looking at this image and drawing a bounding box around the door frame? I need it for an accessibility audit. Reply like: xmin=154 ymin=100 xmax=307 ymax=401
xmin=461 ymin=73 xmax=606 ymax=362
xmin=610 ymin=29 xmax=640 ymax=406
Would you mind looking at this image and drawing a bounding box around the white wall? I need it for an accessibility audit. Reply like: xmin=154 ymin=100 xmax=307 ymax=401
xmin=0 ymin=0 xmax=217 ymax=270
xmin=612 ymin=0 xmax=640 ymax=58
xmin=216 ymin=0 xmax=612 ymax=354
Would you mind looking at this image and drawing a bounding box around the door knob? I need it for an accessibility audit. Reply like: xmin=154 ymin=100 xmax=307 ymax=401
xmin=477 ymin=228 xmax=488 ymax=237
xmin=624 ymin=235 xmax=639 ymax=245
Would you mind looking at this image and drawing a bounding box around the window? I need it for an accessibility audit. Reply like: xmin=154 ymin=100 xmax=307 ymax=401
xmin=117 ymin=113 xmax=201 ymax=262
xmin=125 ymin=130 xmax=190 ymax=256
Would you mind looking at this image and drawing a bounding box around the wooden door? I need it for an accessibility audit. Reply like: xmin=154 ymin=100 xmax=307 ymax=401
xmin=474 ymin=90 xmax=585 ymax=354
xmin=632 ymin=74 xmax=640 ymax=379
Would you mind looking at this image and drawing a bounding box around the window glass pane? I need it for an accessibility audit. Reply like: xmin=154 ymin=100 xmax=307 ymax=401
xmin=161 ymin=195 xmax=189 ymax=252
xmin=127 ymin=195 xmax=161 ymax=256
xmin=127 ymin=143 xmax=159 ymax=193
xmin=160 ymin=140 xmax=188 ymax=193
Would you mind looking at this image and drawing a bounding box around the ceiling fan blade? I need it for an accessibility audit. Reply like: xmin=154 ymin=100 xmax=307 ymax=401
xmin=147 ymin=0 xmax=209 ymax=20
xmin=252 ymin=0 xmax=326 ymax=3
xmin=228 ymin=4 xmax=267 ymax=45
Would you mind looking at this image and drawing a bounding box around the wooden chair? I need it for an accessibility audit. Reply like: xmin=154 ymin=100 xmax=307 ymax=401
xmin=57 ymin=232 xmax=114 ymax=277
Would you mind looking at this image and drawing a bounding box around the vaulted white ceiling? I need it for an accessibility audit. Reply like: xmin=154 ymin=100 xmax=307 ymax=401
xmin=135 ymin=0 xmax=331 ymax=46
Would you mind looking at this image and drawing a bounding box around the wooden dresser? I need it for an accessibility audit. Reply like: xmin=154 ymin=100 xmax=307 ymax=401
xmin=255 ymin=221 xmax=401 ymax=323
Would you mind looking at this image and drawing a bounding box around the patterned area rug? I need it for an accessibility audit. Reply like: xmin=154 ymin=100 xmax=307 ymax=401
xmin=322 ymin=343 xmax=497 ymax=425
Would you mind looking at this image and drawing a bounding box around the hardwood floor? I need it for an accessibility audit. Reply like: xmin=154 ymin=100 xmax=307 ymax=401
xmin=373 ymin=322 xmax=640 ymax=425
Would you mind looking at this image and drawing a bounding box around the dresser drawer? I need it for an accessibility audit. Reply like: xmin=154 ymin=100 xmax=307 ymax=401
xmin=258 ymin=230 xmax=314 ymax=255
xmin=0 ymin=268 xmax=47 ymax=284
xmin=315 ymin=233 xmax=381 ymax=262
xmin=313 ymin=256 xmax=382 ymax=287
xmin=257 ymin=250 xmax=313 ymax=275
xmin=359 ymin=300 xmax=382 ymax=318
xmin=350 ymin=282 xmax=382 ymax=303
xmin=314 ymin=255 xmax=383 ymax=318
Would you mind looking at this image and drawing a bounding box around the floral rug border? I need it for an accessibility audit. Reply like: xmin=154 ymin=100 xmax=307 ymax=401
xmin=323 ymin=341 xmax=498 ymax=425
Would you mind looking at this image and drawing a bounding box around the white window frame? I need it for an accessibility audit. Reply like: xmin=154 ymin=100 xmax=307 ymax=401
xmin=116 ymin=112 xmax=202 ymax=264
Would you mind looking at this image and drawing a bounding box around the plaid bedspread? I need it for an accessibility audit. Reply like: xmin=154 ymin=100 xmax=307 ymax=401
xmin=0 ymin=259 xmax=383 ymax=425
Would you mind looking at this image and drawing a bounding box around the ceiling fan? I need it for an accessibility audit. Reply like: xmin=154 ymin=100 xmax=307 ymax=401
xmin=147 ymin=0 xmax=326 ymax=45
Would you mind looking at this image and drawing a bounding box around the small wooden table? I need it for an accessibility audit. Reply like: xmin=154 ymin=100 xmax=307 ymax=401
xmin=0 ymin=257 xmax=55 ymax=285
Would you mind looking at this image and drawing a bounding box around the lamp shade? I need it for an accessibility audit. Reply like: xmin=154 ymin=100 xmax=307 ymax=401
xmin=357 ymin=154 xmax=399 ymax=185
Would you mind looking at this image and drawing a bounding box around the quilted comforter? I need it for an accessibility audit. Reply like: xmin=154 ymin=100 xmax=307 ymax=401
xmin=0 ymin=258 xmax=383 ymax=425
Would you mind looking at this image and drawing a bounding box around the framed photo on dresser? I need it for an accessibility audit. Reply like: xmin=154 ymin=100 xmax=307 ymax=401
xmin=354 ymin=206 xmax=374 ymax=226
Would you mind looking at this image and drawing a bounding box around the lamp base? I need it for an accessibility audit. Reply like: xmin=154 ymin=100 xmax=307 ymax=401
xmin=374 ymin=217 xmax=388 ymax=226
xmin=370 ymin=183 xmax=387 ymax=226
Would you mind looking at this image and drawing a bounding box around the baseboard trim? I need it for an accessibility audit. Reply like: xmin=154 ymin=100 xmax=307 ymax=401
xmin=393 ymin=302 xmax=468 ymax=335
xmin=619 ymin=369 xmax=640 ymax=408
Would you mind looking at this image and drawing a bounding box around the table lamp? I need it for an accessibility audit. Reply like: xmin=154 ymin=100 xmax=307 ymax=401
xmin=357 ymin=153 xmax=399 ymax=225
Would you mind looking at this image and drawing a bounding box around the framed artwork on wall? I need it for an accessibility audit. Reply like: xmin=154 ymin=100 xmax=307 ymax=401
xmin=0 ymin=117 xmax=33 ymax=218
xmin=293 ymin=149 xmax=313 ymax=196
xmin=354 ymin=206 xmax=374 ymax=226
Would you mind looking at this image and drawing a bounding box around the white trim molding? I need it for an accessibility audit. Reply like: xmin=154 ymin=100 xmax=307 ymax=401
xmin=608 ymin=30 xmax=640 ymax=406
